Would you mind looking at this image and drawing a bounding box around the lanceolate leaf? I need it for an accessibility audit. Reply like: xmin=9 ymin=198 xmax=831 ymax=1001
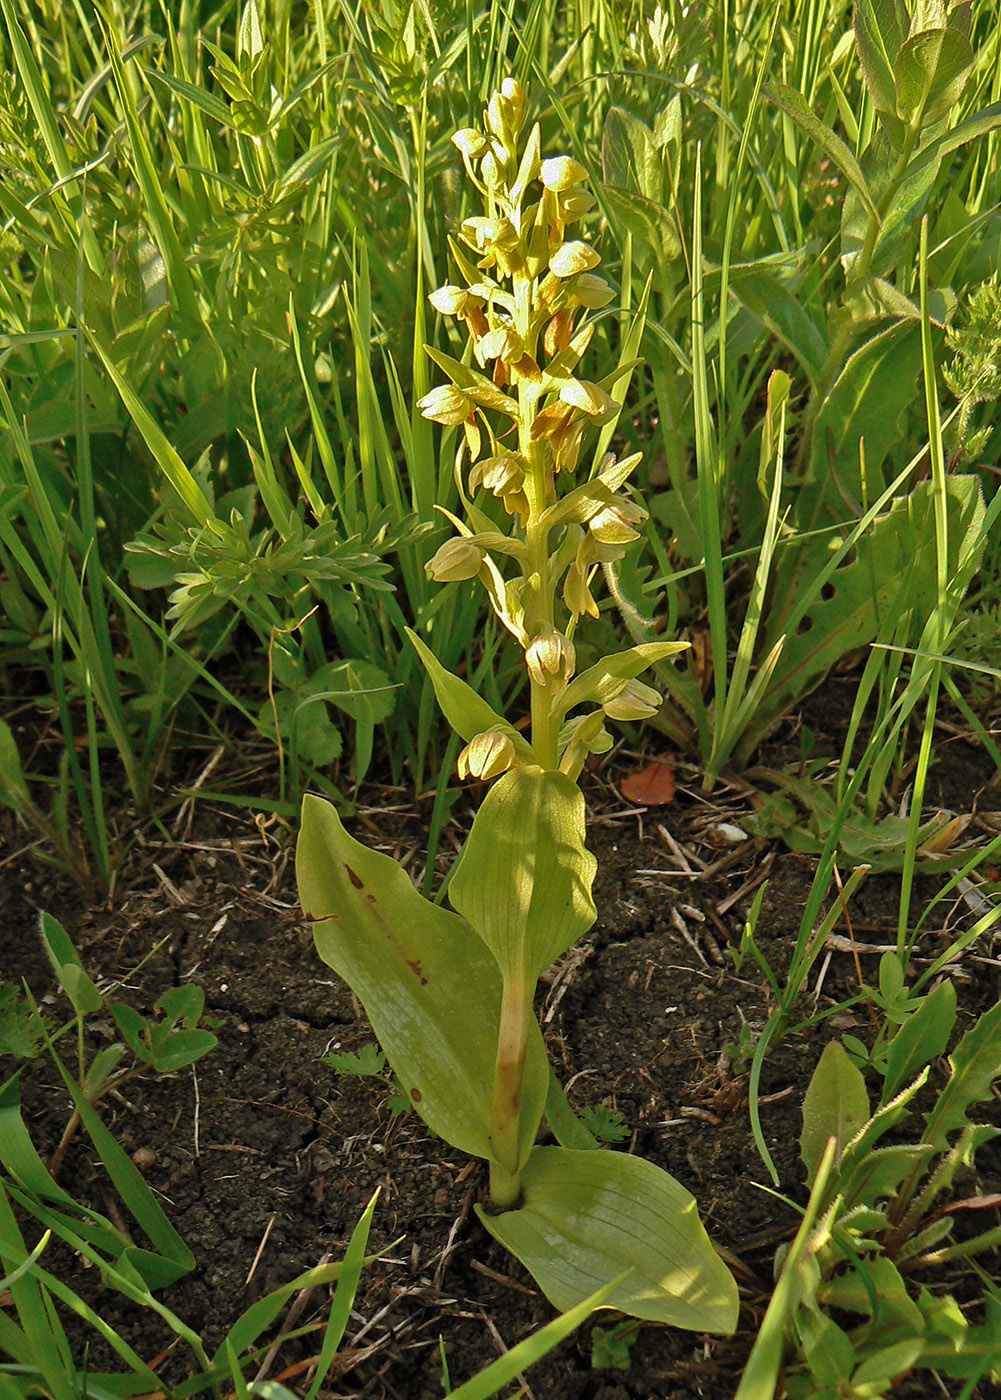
xmin=765 ymin=84 xmax=880 ymax=223
xmin=800 ymin=1042 xmax=870 ymax=1187
xmin=448 ymin=766 xmax=597 ymax=981
xmin=556 ymin=641 xmax=688 ymax=719
xmin=406 ymin=628 xmax=533 ymax=758
xmin=476 ymin=1146 xmax=739 ymax=1331
xmin=297 ymin=795 xmax=548 ymax=1163
xmin=883 ymin=978 xmax=956 ymax=1102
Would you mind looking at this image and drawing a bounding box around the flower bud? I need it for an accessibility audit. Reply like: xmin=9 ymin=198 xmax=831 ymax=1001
xmin=549 ymin=240 xmax=601 ymax=277
xmin=525 ymin=624 xmax=575 ymax=689
xmin=458 ymin=727 xmax=517 ymax=780
xmin=501 ymin=76 xmax=526 ymax=118
xmin=480 ymin=149 xmax=503 ymax=188
xmin=540 ymin=155 xmax=589 ymax=191
xmin=426 ymin=537 xmax=484 ymax=582
xmin=588 ymin=496 xmax=646 ymax=546
xmin=469 ymin=454 xmax=526 ymax=497
xmin=602 ymin=679 xmax=662 ymax=721
xmin=559 ymin=378 xmax=619 ymax=420
xmin=428 ymin=284 xmax=469 ymax=316
xmin=452 ymin=128 xmax=488 ymax=159
xmin=475 ymin=325 xmax=525 ymax=366
xmin=563 ymin=561 xmax=600 ymax=619
xmin=418 ymin=384 xmax=473 ymax=425
xmin=559 ymin=187 xmax=597 ymax=219
xmin=573 ymin=273 xmax=615 ymax=309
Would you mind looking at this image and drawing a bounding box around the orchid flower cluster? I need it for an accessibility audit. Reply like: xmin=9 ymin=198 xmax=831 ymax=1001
xmin=297 ymin=82 xmax=735 ymax=1330
xmin=418 ymin=78 xmax=666 ymax=782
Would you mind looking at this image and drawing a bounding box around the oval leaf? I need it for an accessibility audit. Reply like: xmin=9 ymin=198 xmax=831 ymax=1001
xmin=894 ymin=28 xmax=973 ymax=128
xmin=476 ymin=1145 xmax=739 ymax=1331
xmin=297 ymin=795 xmax=548 ymax=1164
xmin=448 ymin=766 xmax=597 ymax=982
xmin=800 ymin=1041 xmax=871 ymax=1187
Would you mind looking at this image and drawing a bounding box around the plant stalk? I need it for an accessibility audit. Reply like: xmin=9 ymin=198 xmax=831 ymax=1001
xmin=488 ymin=974 xmax=533 ymax=1207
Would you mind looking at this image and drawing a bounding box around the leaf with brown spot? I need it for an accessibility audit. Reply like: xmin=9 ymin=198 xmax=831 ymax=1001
xmin=296 ymin=795 xmax=549 ymax=1169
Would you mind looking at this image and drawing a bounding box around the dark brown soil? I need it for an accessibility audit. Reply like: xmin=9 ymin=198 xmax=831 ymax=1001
xmin=3 ymin=689 xmax=1001 ymax=1398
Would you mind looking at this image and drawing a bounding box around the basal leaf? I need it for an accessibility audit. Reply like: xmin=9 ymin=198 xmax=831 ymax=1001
xmin=298 ymin=795 xmax=548 ymax=1166
xmin=448 ymin=766 xmax=597 ymax=981
xmin=476 ymin=1146 xmax=739 ymax=1330
xmin=800 ymin=1041 xmax=870 ymax=1187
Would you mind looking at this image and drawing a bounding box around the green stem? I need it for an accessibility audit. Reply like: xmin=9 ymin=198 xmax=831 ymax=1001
xmin=488 ymin=974 xmax=533 ymax=1208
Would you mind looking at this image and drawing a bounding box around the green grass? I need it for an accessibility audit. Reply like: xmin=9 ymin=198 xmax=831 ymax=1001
xmin=3 ymin=4 xmax=1001 ymax=1379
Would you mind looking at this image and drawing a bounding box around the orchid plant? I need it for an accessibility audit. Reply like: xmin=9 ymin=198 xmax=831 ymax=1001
xmin=296 ymin=80 xmax=738 ymax=1332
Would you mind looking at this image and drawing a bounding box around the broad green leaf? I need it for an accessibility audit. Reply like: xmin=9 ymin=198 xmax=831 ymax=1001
xmin=765 ymin=85 xmax=880 ymax=224
xmin=854 ymin=0 xmax=908 ymax=126
xmin=924 ymin=999 xmax=1001 ymax=1151
xmin=841 ymin=1142 xmax=933 ymax=1208
xmin=808 ymin=321 xmax=921 ymax=503
xmin=556 ymin=641 xmax=688 ymax=720
xmin=905 ymin=100 xmax=1001 ymax=178
xmin=38 ymin=913 xmax=104 ymax=1017
xmin=797 ymin=1313 xmax=856 ymax=1387
xmin=602 ymin=186 xmax=681 ymax=267
xmin=406 ymin=628 xmax=533 ymax=759
xmin=448 ymin=767 xmax=597 ymax=982
xmin=853 ymin=1339 xmax=925 ymax=1387
xmin=476 ymin=1145 xmax=739 ymax=1331
xmin=840 ymin=132 xmax=938 ymax=278
xmin=725 ymin=264 xmax=828 ymax=388
xmin=602 ymin=107 xmax=662 ymax=202
xmin=297 ymin=796 xmax=548 ymax=1167
xmin=894 ymin=28 xmax=973 ymax=128
xmin=883 ymin=978 xmax=956 ymax=1101
xmin=800 ymin=1041 xmax=870 ymax=1187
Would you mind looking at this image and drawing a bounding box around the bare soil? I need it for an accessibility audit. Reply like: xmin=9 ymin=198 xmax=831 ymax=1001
xmin=3 ymin=684 xmax=1001 ymax=1398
